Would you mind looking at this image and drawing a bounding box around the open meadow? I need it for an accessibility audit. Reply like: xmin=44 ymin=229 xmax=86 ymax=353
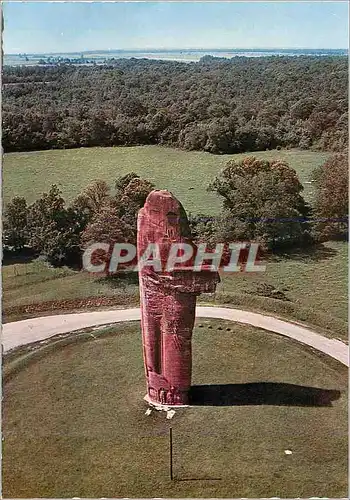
xmin=3 ymin=146 xmax=329 ymax=211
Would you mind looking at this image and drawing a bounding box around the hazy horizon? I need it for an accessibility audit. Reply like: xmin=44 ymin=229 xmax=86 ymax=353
xmin=5 ymin=46 xmax=348 ymax=56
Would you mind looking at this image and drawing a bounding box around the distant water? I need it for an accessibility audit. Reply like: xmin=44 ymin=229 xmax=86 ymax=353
xmin=4 ymin=48 xmax=348 ymax=66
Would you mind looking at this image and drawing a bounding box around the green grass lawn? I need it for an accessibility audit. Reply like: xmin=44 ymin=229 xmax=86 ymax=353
xmin=219 ymin=241 xmax=348 ymax=323
xmin=3 ymin=146 xmax=329 ymax=213
xmin=3 ymin=320 xmax=347 ymax=498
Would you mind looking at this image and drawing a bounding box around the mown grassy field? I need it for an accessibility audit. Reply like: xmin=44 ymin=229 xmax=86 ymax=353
xmin=3 ymin=320 xmax=347 ymax=498
xmin=3 ymin=146 xmax=329 ymax=212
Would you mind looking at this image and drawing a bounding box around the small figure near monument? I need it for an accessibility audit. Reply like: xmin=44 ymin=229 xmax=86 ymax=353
xmin=137 ymin=190 xmax=220 ymax=406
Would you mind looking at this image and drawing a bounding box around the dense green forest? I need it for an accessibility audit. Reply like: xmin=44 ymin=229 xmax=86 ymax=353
xmin=3 ymin=55 xmax=347 ymax=153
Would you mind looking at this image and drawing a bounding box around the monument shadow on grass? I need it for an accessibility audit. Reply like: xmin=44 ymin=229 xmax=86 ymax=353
xmin=189 ymin=382 xmax=341 ymax=407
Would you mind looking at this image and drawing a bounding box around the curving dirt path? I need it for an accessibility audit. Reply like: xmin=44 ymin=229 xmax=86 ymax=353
xmin=2 ymin=306 xmax=348 ymax=366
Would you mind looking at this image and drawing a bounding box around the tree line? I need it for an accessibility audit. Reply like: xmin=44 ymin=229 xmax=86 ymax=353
xmin=3 ymin=55 xmax=347 ymax=154
xmin=4 ymin=154 xmax=347 ymax=268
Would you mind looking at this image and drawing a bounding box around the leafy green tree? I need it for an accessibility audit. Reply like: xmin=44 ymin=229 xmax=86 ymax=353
xmin=208 ymin=156 xmax=310 ymax=250
xmin=81 ymin=199 xmax=135 ymax=247
xmin=74 ymin=179 xmax=110 ymax=216
xmin=290 ymin=98 xmax=316 ymax=120
xmin=312 ymin=153 xmax=348 ymax=241
xmin=115 ymin=173 xmax=154 ymax=227
xmin=81 ymin=172 xmax=154 ymax=270
xmin=3 ymin=196 xmax=28 ymax=250
xmin=115 ymin=172 xmax=140 ymax=195
xmin=27 ymin=185 xmax=81 ymax=264
xmin=179 ymin=124 xmax=207 ymax=151
xmin=21 ymin=175 xmax=153 ymax=267
xmin=188 ymin=214 xmax=216 ymax=244
xmin=81 ymin=199 xmax=136 ymax=275
xmin=205 ymin=122 xmax=233 ymax=154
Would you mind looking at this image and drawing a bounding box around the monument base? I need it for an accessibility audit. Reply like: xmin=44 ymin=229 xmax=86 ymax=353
xmin=144 ymin=394 xmax=190 ymax=409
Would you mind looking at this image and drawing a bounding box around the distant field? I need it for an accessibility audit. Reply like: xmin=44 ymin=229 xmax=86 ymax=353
xmin=3 ymin=146 xmax=329 ymax=213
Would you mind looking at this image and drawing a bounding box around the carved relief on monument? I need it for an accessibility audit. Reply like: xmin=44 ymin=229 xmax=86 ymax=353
xmin=137 ymin=190 xmax=220 ymax=406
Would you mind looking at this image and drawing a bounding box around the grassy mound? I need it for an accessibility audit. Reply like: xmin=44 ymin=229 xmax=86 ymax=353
xmin=3 ymin=320 xmax=347 ymax=498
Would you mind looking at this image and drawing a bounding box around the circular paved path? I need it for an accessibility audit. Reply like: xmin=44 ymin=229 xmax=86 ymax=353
xmin=2 ymin=307 xmax=348 ymax=366
xmin=2 ymin=307 xmax=349 ymax=366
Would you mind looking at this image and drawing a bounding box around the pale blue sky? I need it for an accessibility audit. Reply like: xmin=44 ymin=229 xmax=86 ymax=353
xmin=3 ymin=1 xmax=349 ymax=54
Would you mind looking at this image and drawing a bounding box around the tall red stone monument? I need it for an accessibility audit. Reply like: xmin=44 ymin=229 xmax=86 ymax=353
xmin=137 ymin=190 xmax=219 ymax=406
